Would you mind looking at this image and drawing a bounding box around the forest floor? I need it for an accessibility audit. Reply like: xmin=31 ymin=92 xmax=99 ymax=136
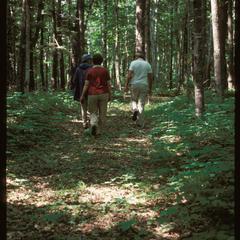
xmin=7 ymin=91 xmax=234 ymax=240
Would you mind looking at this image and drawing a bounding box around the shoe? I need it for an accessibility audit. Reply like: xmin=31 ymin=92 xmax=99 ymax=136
xmin=91 ymin=125 xmax=97 ymax=136
xmin=132 ymin=111 xmax=138 ymax=121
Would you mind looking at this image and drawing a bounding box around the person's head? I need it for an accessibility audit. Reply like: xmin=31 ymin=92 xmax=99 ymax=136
xmin=81 ymin=53 xmax=92 ymax=63
xmin=135 ymin=51 xmax=145 ymax=60
xmin=92 ymin=53 xmax=103 ymax=65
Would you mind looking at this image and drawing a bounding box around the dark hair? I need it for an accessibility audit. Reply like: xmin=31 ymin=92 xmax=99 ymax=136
xmin=92 ymin=53 xmax=103 ymax=65
xmin=135 ymin=51 xmax=145 ymax=59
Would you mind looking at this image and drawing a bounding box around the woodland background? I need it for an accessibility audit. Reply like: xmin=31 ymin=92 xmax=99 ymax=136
xmin=6 ymin=0 xmax=238 ymax=239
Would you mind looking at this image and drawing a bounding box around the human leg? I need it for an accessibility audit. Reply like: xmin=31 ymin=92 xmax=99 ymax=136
xmin=98 ymin=93 xmax=109 ymax=133
xmin=136 ymin=86 xmax=147 ymax=127
xmin=130 ymin=85 xmax=140 ymax=121
xmin=88 ymin=95 xmax=99 ymax=135
xmin=80 ymin=99 xmax=88 ymax=128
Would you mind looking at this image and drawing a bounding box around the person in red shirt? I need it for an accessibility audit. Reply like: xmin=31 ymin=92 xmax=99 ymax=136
xmin=80 ymin=53 xmax=112 ymax=136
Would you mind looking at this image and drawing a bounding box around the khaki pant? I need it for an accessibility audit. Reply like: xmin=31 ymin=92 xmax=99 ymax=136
xmin=88 ymin=93 xmax=109 ymax=133
xmin=80 ymin=99 xmax=88 ymax=126
xmin=130 ymin=84 xmax=148 ymax=127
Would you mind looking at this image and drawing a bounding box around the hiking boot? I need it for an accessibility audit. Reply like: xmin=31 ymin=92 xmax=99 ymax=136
xmin=132 ymin=111 xmax=139 ymax=121
xmin=91 ymin=125 xmax=97 ymax=136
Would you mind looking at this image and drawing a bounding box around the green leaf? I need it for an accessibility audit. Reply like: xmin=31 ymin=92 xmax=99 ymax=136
xmin=118 ymin=219 xmax=137 ymax=231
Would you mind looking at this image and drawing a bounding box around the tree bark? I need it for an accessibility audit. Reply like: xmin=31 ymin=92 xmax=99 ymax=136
xmin=102 ymin=0 xmax=108 ymax=68
xmin=193 ymin=0 xmax=206 ymax=116
xmin=168 ymin=3 xmax=174 ymax=90
xmin=29 ymin=0 xmax=44 ymax=91
xmin=211 ymin=0 xmax=224 ymax=101
xmin=40 ymin=22 xmax=45 ymax=90
xmin=135 ymin=0 xmax=146 ymax=55
xmin=114 ymin=0 xmax=121 ymax=90
xmin=25 ymin=0 xmax=31 ymax=92
xmin=219 ymin=0 xmax=228 ymax=90
xmin=226 ymin=0 xmax=235 ymax=89
xmin=144 ymin=0 xmax=151 ymax=62
xmin=52 ymin=0 xmax=58 ymax=90
xmin=7 ymin=5 xmax=16 ymax=88
xmin=57 ymin=0 xmax=65 ymax=90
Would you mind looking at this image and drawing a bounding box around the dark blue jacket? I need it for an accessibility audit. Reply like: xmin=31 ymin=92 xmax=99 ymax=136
xmin=73 ymin=63 xmax=92 ymax=101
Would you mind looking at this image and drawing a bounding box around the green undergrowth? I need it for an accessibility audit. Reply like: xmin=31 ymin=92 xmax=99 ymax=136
xmin=7 ymin=90 xmax=234 ymax=239
xmin=145 ymin=91 xmax=234 ymax=238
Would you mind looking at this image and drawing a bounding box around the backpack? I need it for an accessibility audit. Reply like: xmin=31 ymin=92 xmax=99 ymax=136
xmin=73 ymin=65 xmax=91 ymax=101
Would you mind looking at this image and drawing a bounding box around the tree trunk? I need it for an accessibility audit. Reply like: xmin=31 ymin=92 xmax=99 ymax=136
xmin=193 ymin=0 xmax=206 ymax=117
xmin=25 ymin=0 xmax=31 ymax=92
xmin=40 ymin=24 xmax=45 ymax=90
xmin=52 ymin=0 xmax=58 ymax=90
xmin=144 ymin=0 xmax=151 ymax=62
xmin=103 ymin=0 xmax=108 ymax=68
xmin=29 ymin=0 xmax=44 ymax=91
xmin=168 ymin=3 xmax=174 ymax=90
xmin=135 ymin=0 xmax=146 ymax=55
xmin=7 ymin=5 xmax=16 ymax=89
xmin=114 ymin=0 xmax=121 ymax=90
xmin=226 ymin=0 xmax=235 ymax=89
xmin=211 ymin=0 xmax=224 ymax=101
xmin=57 ymin=0 xmax=65 ymax=90
xmin=219 ymin=0 xmax=228 ymax=91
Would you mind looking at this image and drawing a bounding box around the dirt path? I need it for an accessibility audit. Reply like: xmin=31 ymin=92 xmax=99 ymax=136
xmin=7 ymin=98 xmax=181 ymax=240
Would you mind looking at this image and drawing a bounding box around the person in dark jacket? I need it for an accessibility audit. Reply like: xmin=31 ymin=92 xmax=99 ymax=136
xmin=73 ymin=54 xmax=93 ymax=128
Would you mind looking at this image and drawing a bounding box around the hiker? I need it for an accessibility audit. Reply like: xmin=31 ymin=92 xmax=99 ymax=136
xmin=124 ymin=51 xmax=153 ymax=128
xmin=72 ymin=54 xmax=93 ymax=128
xmin=80 ymin=53 xmax=112 ymax=136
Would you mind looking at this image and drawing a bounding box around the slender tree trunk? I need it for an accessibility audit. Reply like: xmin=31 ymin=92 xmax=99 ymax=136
xmin=211 ymin=0 xmax=224 ymax=101
xmin=144 ymin=0 xmax=151 ymax=62
xmin=227 ymin=0 xmax=235 ymax=89
xmin=219 ymin=0 xmax=228 ymax=90
xmin=29 ymin=0 xmax=44 ymax=91
xmin=7 ymin=5 xmax=15 ymax=88
xmin=204 ymin=17 xmax=213 ymax=88
xmin=57 ymin=0 xmax=65 ymax=90
xmin=114 ymin=0 xmax=121 ymax=90
xmin=18 ymin=0 xmax=26 ymax=92
xmin=135 ymin=0 xmax=146 ymax=55
xmin=103 ymin=0 xmax=108 ymax=68
xmin=52 ymin=0 xmax=58 ymax=90
xmin=169 ymin=3 xmax=174 ymax=89
xmin=73 ymin=0 xmax=85 ymax=65
xmin=29 ymin=29 xmax=35 ymax=91
xmin=177 ymin=5 xmax=188 ymax=94
xmin=40 ymin=25 xmax=45 ymax=90
xmin=193 ymin=0 xmax=206 ymax=116
xmin=25 ymin=0 xmax=31 ymax=92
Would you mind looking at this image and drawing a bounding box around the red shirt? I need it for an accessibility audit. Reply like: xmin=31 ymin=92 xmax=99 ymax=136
xmin=85 ymin=66 xmax=110 ymax=95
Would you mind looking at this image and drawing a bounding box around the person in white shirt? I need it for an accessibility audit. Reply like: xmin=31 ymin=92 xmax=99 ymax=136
xmin=124 ymin=52 xmax=153 ymax=128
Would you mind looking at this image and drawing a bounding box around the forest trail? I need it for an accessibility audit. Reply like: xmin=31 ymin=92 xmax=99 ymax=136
xmin=7 ymin=92 xmax=234 ymax=240
xmin=8 ymin=95 xmax=182 ymax=240
xmin=51 ymin=96 xmax=179 ymax=238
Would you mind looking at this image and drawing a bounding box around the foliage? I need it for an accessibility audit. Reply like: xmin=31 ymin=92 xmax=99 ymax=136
xmin=7 ymin=91 xmax=234 ymax=239
xmin=146 ymin=91 xmax=234 ymax=237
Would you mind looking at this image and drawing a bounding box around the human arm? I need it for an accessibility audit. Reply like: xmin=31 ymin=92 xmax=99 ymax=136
xmin=107 ymin=80 xmax=112 ymax=101
xmin=148 ymin=72 xmax=153 ymax=96
xmin=80 ymin=80 xmax=89 ymax=103
xmin=124 ymin=70 xmax=133 ymax=92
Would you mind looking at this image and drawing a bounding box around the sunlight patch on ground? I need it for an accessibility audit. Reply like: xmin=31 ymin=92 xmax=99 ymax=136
xmin=70 ymin=119 xmax=82 ymax=123
xmin=7 ymin=176 xmax=57 ymax=207
xmin=78 ymin=184 xmax=147 ymax=205
xmin=160 ymin=135 xmax=182 ymax=143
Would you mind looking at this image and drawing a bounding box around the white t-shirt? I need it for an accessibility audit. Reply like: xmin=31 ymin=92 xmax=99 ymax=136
xmin=129 ymin=58 xmax=152 ymax=86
